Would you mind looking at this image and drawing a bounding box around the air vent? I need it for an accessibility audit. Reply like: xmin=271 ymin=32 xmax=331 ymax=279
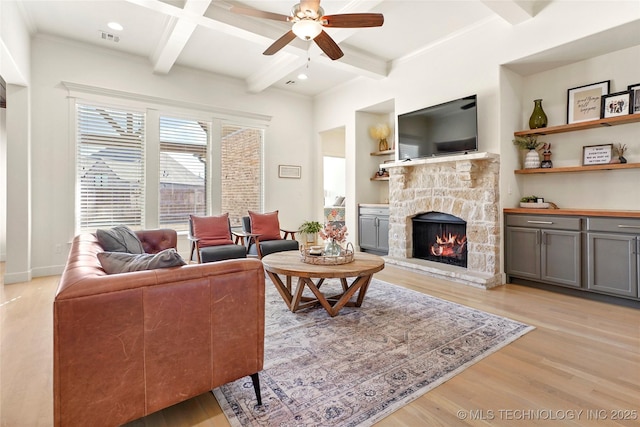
xmin=100 ymin=31 xmax=120 ymax=43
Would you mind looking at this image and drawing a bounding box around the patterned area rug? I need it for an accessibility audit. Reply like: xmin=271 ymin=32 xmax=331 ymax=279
xmin=213 ymin=278 xmax=533 ymax=426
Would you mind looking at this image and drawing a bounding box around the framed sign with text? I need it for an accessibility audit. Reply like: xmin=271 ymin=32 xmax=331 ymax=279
xmin=582 ymin=144 xmax=613 ymax=166
xmin=278 ymin=164 xmax=301 ymax=179
xmin=567 ymin=80 xmax=610 ymax=124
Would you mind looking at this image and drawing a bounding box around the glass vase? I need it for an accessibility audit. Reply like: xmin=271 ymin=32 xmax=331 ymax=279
xmin=323 ymin=239 xmax=342 ymax=256
xmin=529 ymin=99 xmax=548 ymax=129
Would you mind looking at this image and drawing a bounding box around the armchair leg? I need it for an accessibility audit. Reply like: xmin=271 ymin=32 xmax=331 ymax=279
xmin=250 ymin=372 xmax=262 ymax=406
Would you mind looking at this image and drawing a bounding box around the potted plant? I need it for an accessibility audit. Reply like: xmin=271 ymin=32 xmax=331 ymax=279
xmin=298 ymin=220 xmax=323 ymax=245
xmin=513 ymin=135 xmax=544 ymax=169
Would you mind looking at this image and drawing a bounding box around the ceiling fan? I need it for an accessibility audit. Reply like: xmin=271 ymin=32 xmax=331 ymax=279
xmin=231 ymin=0 xmax=384 ymax=60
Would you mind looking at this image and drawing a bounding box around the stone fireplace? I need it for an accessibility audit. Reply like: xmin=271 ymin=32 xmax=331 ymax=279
xmin=384 ymin=152 xmax=502 ymax=288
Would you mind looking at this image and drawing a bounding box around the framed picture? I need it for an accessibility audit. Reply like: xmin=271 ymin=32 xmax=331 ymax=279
xmin=567 ymin=80 xmax=610 ymax=124
xmin=601 ymin=91 xmax=631 ymax=118
xmin=628 ymin=83 xmax=640 ymax=114
xmin=582 ymin=144 xmax=613 ymax=166
xmin=278 ymin=164 xmax=301 ymax=179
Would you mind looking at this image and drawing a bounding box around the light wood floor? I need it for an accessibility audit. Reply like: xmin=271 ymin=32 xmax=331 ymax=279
xmin=2 ymin=263 xmax=639 ymax=426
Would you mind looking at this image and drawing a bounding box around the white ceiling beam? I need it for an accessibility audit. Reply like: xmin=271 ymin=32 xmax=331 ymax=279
xmin=480 ymin=0 xmax=534 ymax=25
xmin=246 ymin=54 xmax=307 ymax=93
xmin=150 ymin=0 xmax=212 ymax=74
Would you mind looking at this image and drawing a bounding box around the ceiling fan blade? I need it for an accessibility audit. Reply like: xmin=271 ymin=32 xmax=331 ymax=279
xmin=263 ymin=30 xmax=297 ymax=56
xmin=322 ymin=13 xmax=384 ymax=28
xmin=314 ymin=30 xmax=344 ymax=60
xmin=230 ymin=6 xmax=290 ymax=22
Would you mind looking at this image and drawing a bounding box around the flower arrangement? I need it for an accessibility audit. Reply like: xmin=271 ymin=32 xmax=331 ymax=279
xmin=319 ymin=223 xmax=348 ymax=243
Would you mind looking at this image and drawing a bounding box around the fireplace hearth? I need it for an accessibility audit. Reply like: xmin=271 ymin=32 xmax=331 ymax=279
xmin=413 ymin=212 xmax=467 ymax=268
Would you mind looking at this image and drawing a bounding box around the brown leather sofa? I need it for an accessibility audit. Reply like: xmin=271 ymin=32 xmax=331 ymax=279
xmin=54 ymin=229 xmax=265 ymax=427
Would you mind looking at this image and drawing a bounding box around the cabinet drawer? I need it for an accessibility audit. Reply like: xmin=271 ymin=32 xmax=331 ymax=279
xmin=359 ymin=207 xmax=389 ymax=216
xmin=587 ymin=217 xmax=640 ymax=233
xmin=506 ymin=215 xmax=582 ymax=231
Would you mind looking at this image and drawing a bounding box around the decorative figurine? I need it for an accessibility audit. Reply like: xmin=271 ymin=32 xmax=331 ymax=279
xmin=541 ymin=143 xmax=552 ymax=168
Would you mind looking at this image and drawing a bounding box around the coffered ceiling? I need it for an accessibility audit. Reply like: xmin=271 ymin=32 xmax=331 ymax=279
xmin=17 ymin=0 xmax=536 ymax=96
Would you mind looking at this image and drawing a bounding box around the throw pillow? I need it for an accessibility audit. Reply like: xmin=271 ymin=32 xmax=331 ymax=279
xmin=248 ymin=210 xmax=282 ymax=241
xmin=97 ymin=248 xmax=186 ymax=274
xmin=190 ymin=214 xmax=234 ymax=247
xmin=96 ymin=226 xmax=145 ymax=254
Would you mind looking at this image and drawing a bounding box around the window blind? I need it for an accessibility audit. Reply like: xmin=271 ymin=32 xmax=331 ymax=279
xmin=159 ymin=116 xmax=208 ymax=231
xmin=77 ymin=104 xmax=145 ymax=231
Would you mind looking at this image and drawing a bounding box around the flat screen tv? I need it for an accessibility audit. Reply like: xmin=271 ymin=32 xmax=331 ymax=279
xmin=397 ymin=95 xmax=477 ymax=160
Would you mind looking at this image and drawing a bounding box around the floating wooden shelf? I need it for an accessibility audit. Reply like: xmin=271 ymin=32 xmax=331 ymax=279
xmin=370 ymin=176 xmax=390 ymax=181
xmin=514 ymin=113 xmax=640 ymax=137
xmin=370 ymin=149 xmax=395 ymax=156
xmin=515 ymin=162 xmax=640 ymax=174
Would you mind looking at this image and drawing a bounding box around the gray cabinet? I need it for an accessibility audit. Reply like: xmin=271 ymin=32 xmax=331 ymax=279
xmin=359 ymin=206 xmax=389 ymax=255
xmin=505 ymin=215 xmax=582 ymax=288
xmin=587 ymin=218 xmax=640 ymax=298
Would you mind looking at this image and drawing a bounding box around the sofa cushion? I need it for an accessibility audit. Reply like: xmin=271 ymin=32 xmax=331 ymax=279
xmin=96 ymin=226 xmax=145 ymax=254
xmin=97 ymin=248 xmax=186 ymax=274
xmin=190 ymin=214 xmax=233 ymax=247
xmin=248 ymin=210 xmax=282 ymax=241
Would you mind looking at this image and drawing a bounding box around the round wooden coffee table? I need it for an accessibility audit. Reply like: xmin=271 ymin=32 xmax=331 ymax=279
xmin=261 ymin=250 xmax=385 ymax=317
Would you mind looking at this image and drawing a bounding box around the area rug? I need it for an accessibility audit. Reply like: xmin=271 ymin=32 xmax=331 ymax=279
xmin=213 ymin=278 xmax=533 ymax=427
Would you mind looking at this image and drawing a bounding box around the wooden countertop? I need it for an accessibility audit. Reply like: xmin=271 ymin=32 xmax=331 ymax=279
xmin=359 ymin=203 xmax=389 ymax=208
xmin=504 ymin=208 xmax=640 ymax=218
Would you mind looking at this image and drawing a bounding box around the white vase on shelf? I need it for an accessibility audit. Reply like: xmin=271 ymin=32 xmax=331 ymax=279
xmin=524 ymin=149 xmax=541 ymax=169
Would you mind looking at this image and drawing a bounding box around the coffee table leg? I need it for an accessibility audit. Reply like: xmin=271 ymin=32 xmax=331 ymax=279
xmin=327 ymin=275 xmax=372 ymax=316
xmin=354 ymin=274 xmax=373 ymax=307
xmin=266 ymin=271 xmax=294 ymax=309
xmin=301 ymin=278 xmax=335 ymax=314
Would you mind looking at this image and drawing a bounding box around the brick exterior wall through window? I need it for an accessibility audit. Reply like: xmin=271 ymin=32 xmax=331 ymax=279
xmin=221 ymin=126 xmax=262 ymax=226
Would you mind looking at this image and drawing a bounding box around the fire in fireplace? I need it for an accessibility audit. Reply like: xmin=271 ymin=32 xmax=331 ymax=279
xmin=412 ymin=212 xmax=467 ymax=268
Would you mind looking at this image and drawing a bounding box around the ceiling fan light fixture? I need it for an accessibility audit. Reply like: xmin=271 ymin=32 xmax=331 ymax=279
xmin=292 ymin=20 xmax=322 ymax=40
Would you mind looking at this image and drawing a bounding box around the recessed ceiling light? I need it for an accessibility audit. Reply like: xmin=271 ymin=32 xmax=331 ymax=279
xmin=297 ymin=73 xmax=308 ymax=80
xmin=108 ymin=22 xmax=124 ymax=31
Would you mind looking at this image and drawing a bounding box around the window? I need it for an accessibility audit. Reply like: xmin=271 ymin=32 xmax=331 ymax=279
xmin=221 ymin=125 xmax=263 ymax=226
xmin=75 ymin=99 xmax=265 ymax=233
xmin=159 ymin=116 xmax=209 ymax=231
xmin=76 ymin=104 xmax=145 ymax=231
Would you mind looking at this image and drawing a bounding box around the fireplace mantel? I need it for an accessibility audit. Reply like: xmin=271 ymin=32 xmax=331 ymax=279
xmin=382 ymin=152 xmax=499 ymax=169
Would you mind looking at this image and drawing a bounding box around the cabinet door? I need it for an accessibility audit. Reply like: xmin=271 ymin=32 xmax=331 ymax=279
xmin=359 ymin=216 xmax=378 ymax=250
xmin=377 ymin=217 xmax=389 ymax=252
xmin=506 ymin=227 xmax=540 ymax=280
xmin=587 ymin=233 xmax=638 ymax=298
xmin=541 ymin=230 xmax=581 ymax=288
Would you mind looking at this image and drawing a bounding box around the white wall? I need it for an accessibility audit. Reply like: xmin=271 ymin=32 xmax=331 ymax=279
xmin=1 ymin=0 xmax=32 ymax=283
xmin=19 ymin=35 xmax=314 ymax=278
xmin=0 ymin=106 xmax=5 ymax=261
